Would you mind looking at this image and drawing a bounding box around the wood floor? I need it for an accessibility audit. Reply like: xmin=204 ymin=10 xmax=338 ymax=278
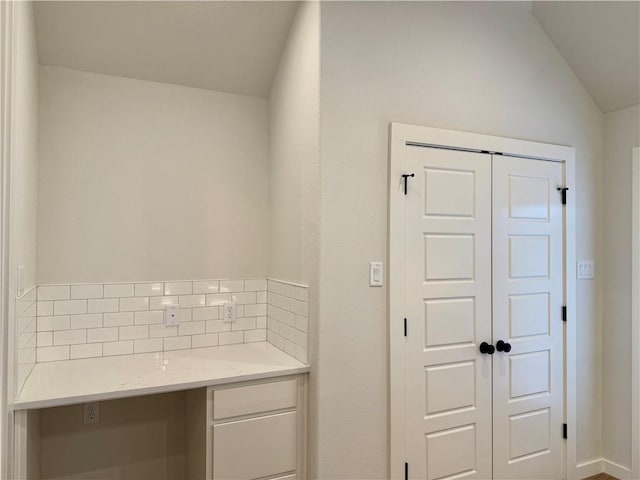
xmin=583 ymin=474 xmax=618 ymax=480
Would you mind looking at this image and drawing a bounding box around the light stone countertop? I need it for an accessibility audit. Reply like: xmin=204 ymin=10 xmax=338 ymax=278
xmin=15 ymin=342 xmax=310 ymax=410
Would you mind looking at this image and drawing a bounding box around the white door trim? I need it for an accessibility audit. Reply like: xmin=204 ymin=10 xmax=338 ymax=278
xmin=632 ymin=146 xmax=640 ymax=480
xmin=389 ymin=123 xmax=577 ymax=480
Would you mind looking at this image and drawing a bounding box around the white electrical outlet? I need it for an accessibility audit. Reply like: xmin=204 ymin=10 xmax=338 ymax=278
xmin=165 ymin=304 xmax=180 ymax=326
xmin=577 ymin=260 xmax=594 ymax=280
xmin=223 ymin=302 xmax=236 ymax=323
xmin=83 ymin=402 xmax=99 ymax=425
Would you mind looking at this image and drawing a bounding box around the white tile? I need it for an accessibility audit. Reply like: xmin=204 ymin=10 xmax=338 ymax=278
xmin=191 ymin=333 xmax=219 ymax=348
xmin=71 ymin=343 xmax=102 ymax=359
xmin=53 ymin=329 xmax=87 ymax=345
xmin=120 ymin=325 xmax=148 ymax=340
xmin=71 ymin=284 xmax=103 ymax=299
xmin=206 ymin=321 xmax=231 ymax=333
xmin=70 ymin=314 xmax=103 ymax=329
xmin=119 ymin=297 xmax=149 ymax=312
xmin=103 ymin=340 xmax=133 ymax=356
xmin=37 ymin=316 xmax=70 ymax=332
xmin=192 ymin=307 xmax=219 ymax=321
xmin=178 ymin=321 xmax=205 ymax=336
xmin=219 ymin=280 xmax=244 ymax=293
xmin=257 ymin=316 xmax=267 ymax=329
xmin=291 ymin=329 xmax=308 ymax=348
xmin=244 ymin=304 xmax=267 ymax=317
xmin=36 ymin=332 xmax=52 ymax=347
xmin=103 ymin=312 xmax=134 ymax=327
xmin=244 ymin=279 xmax=267 ymax=292
xmin=193 ymin=281 xmax=219 ymax=294
xmin=38 ymin=285 xmax=70 ymax=301
xmin=149 ymin=325 xmax=177 ymax=338
xmin=149 ymin=296 xmax=178 ymax=310
xmin=232 ymin=292 xmax=257 ymax=305
xmin=54 ymin=300 xmax=87 ymax=316
xmin=134 ymin=310 xmax=164 ymax=325
xmin=295 ymin=287 xmax=309 ymax=302
xmin=296 ymin=315 xmax=308 ymax=333
xmin=219 ymin=331 xmax=244 ymax=346
xmin=164 ymin=336 xmax=191 ymax=351
xmin=206 ymin=293 xmax=231 ymax=306
xmin=135 ymin=283 xmax=164 ymax=297
xmin=164 ymin=282 xmax=192 ymax=295
xmin=257 ymin=292 xmax=267 ymax=304
xmin=87 ymin=298 xmax=119 ymax=314
xmin=37 ymin=301 xmax=53 ymax=316
xmin=178 ymin=295 xmax=205 ymax=308
xmin=232 ymin=318 xmax=257 ymax=331
xmin=181 ymin=308 xmax=193 ymax=322
xmin=87 ymin=327 xmax=118 ymax=343
xmin=104 ymin=283 xmax=134 ymax=298
xmin=244 ymin=329 xmax=267 ymax=343
xmin=268 ymin=280 xmax=296 ymax=298
xmin=134 ymin=338 xmax=163 ymax=353
xmin=37 ymin=346 xmax=69 ymax=362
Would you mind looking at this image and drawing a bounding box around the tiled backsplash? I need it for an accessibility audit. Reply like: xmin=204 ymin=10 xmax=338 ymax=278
xmin=267 ymin=279 xmax=309 ymax=364
xmin=16 ymin=287 xmax=37 ymax=394
xmin=35 ymin=279 xmax=269 ymax=362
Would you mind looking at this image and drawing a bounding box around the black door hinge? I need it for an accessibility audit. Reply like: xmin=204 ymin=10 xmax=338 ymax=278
xmin=562 ymin=306 xmax=567 ymax=322
xmin=563 ymin=423 xmax=567 ymax=439
xmin=557 ymin=187 xmax=569 ymax=205
xmin=404 ymin=318 xmax=407 ymax=337
xmin=402 ymin=174 xmax=415 ymax=195
xmin=405 ymin=462 xmax=408 ymax=480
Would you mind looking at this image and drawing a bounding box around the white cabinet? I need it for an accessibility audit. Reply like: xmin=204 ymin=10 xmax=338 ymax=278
xmin=186 ymin=375 xmax=307 ymax=480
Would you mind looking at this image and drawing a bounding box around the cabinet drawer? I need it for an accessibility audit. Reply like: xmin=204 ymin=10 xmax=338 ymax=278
xmin=213 ymin=379 xmax=297 ymax=419
xmin=213 ymin=411 xmax=297 ymax=479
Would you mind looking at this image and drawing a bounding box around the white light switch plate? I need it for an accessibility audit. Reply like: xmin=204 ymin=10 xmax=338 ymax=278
xmin=165 ymin=304 xmax=180 ymax=326
xmin=577 ymin=260 xmax=594 ymax=280
xmin=370 ymin=262 xmax=383 ymax=287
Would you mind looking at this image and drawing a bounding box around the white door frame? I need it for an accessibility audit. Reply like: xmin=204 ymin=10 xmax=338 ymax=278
xmin=632 ymin=146 xmax=640 ymax=480
xmin=389 ymin=123 xmax=577 ymax=480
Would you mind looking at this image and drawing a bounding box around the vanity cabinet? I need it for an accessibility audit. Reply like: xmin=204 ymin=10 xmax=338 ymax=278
xmin=186 ymin=375 xmax=307 ymax=480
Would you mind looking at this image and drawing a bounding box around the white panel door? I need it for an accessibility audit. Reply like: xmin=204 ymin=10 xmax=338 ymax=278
xmin=491 ymin=155 xmax=564 ymax=479
xmin=405 ymin=146 xmax=492 ymax=480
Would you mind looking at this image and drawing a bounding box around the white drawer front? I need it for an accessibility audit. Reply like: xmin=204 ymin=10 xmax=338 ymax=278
xmin=213 ymin=379 xmax=297 ymax=419
xmin=213 ymin=411 xmax=297 ymax=479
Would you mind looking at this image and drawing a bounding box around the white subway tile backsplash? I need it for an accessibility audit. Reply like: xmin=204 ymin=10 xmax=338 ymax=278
xmin=104 ymin=283 xmax=134 ymax=298
xmin=164 ymin=282 xmax=192 ymax=296
xmin=88 ymin=298 xmax=119 ymax=314
xmin=38 ymin=286 xmax=70 ymax=301
xmin=193 ymin=281 xmax=219 ymax=294
xmin=119 ymin=297 xmax=150 ymax=312
xmin=71 ymin=284 xmax=103 ymax=299
xmin=134 ymin=310 xmax=164 ymax=325
xmin=71 ymin=343 xmax=102 ymax=359
xmin=87 ymin=327 xmax=118 ymax=343
xmin=70 ymin=313 xmax=103 ymax=329
xmin=103 ymin=312 xmax=134 ymax=327
xmin=120 ymin=325 xmax=148 ymax=340
xmin=32 ymin=278 xmax=301 ymax=363
xmin=54 ymin=300 xmax=87 ymax=316
xmin=191 ymin=333 xmax=219 ymax=348
xmin=135 ymin=283 xmax=164 ymax=297
xmin=164 ymin=336 xmax=191 ymax=351
xmin=53 ymin=329 xmax=87 ymax=345
xmin=103 ymin=340 xmax=133 ymax=356
xmin=134 ymin=338 xmax=163 ymax=354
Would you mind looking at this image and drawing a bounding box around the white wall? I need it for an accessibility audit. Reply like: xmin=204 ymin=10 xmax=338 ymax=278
xmin=316 ymin=2 xmax=604 ymax=478
xmin=37 ymin=66 xmax=269 ymax=285
xmin=602 ymin=104 xmax=640 ymax=471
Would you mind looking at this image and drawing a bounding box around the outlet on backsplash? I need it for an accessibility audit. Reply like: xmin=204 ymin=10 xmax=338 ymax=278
xmin=223 ymin=302 xmax=236 ymax=323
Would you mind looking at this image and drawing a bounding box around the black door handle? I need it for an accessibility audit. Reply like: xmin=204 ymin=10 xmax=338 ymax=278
xmin=496 ymin=340 xmax=512 ymax=353
xmin=479 ymin=342 xmax=495 ymax=355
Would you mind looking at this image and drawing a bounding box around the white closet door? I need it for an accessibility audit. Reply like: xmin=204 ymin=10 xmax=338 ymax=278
xmin=491 ymin=155 xmax=564 ymax=480
xmin=405 ymin=146 xmax=492 ymax=480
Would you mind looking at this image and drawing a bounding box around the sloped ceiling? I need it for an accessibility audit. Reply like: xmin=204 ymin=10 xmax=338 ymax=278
xmin=33 ymin=1 xmax=298 ymax=98
xmin=532 ymin=1 xmax=640 ymax=112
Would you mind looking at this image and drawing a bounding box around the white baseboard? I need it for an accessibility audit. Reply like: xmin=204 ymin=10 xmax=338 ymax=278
xmin=576 ymin=458 xmax=604 ymax=479
xmin=603 ymin=458 xmax=632 ymax=480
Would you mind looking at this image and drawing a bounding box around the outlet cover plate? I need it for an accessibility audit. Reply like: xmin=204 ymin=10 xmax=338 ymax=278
xmin=223 ymin=302 xmax=237 ymax=323
xmin=84 ymin=402 xmax=99 ymax=425
xmin=165 ymin=304 xmax=180 ymax=326
xmin=577 ymin=260 xmax=594 ymax=280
